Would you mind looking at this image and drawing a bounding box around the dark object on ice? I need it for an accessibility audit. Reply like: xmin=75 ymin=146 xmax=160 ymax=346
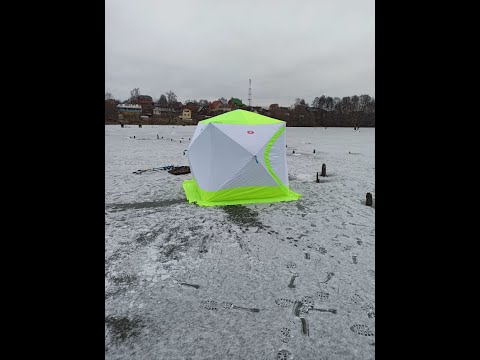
xmin=366 ymin=193 xmax=373 ymax=206
xmin=133 ymin=135 xmax=135 ymax=139
xmin=288 ymin=275 xmax=297 ymax=289
xmin=293 ymin=301 xmax=303 ymax=316
xmin=168 ymin=166 xmax=191 ymax=175
xmin=319 ymin=272 xmax=334 ymax=284
xmin=305 ymin=253 xmax=310 ymax=260
xmin=292 ymin=150 xmax=295 ymax=154
xmin=180 ymin=282 xmax=200 ymax=289
xmin=313 ymin=149 xmax=315 ymax=153
xmin=301 ymin=318 xmax=309 ymax=336
xmin=120 ymin=123 xmax=124 ymax=128
xmin=321 ymin=164 xmax=326 ymax=177
xmin=133 ymin=165 xmax=175 ymax=174
xmin=316 ymin=172 xmax=320 ymax=183
xmin=157 ymin=134 xmax=159 ymax=139
xmin=139 ymin=124 xmax=142 ymax=128
xmin=310 ymin=308 xmax=337 ymax=314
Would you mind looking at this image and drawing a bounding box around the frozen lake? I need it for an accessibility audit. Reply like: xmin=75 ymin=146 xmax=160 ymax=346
xmin=105 ymin=125 xmax=375 ymax=359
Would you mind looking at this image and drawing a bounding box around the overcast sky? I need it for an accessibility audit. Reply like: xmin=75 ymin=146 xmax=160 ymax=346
xmin=105 ymin=0 xmax=374 ymax=107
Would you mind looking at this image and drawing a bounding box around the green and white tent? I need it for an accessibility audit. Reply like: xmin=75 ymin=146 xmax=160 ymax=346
xmin=183 ymin=109 xmax=301 ymax=206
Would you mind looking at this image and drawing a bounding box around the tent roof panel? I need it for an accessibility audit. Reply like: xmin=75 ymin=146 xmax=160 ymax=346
xmin=199 ymin=109 xmax=284 ymax=125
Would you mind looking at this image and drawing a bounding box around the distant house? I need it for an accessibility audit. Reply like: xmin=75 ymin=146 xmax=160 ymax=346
xmin=153 ymin=107 xmax=176 ymax=117
xmin=131 ymin=95 xmax=154 ymax=116
xmin=209 ymin=100 xmax=222 ymax=111
xmin=180 ymin=105 xmax=201 ymax=121
xmin=180 ymin=108 xmax=192 ymax=121
xmin=197 ymin=106 xmax=209 ymax=116
xmin=117 ymin=104 xmax=142 ymax=113
xmin=116 ymin=103 xmax=142 ymax=121
xmin=216 ymin=103 xmax=232 ymax=113
xmin=228 ymin=97 xmax=244 ymax=108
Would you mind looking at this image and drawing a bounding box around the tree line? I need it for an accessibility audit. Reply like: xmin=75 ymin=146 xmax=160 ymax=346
xmin=274 ymin=94 xmax=375 ymax=127
xmin=105 ymin=89 xmax=375 ymax=127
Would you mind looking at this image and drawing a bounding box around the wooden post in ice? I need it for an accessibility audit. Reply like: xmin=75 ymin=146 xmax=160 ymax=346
xmin=321 ymin=164 xmax=326 ymax=177
xmin=366 ymin=193 xmax=373 ymax=206
xmin=316 ymin=172 xmax=320 ymax=183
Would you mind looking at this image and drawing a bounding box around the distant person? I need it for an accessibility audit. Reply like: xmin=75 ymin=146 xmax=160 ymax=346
xmin=157 ymin=134 xmax=159 ymax=139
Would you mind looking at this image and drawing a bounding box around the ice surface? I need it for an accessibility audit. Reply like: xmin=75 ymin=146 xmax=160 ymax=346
xmin=105 ymin=125 xmax=375 ymax=359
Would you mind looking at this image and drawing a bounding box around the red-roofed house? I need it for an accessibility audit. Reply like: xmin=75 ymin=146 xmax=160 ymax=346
xmin=209 ymin=100 xmax=222 ymax=111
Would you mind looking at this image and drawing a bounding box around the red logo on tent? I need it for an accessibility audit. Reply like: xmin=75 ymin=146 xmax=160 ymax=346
xmin=247 ymin=130 xmax=254 ymax=134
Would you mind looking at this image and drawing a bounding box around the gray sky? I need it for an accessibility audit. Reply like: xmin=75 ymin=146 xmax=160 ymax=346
xmin=105 ymin=0 xmax=374 ymax=107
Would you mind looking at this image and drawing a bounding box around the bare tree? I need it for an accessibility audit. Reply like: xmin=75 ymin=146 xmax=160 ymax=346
xmin=157 ymin=94 xmax=168 ymax=107
xmin=358 ymin=95 xmax=371 ymax=112
xmin=325 ymin=97 xmax=334 ymax=111
xmin=286 ymin=94 xmax=374 ymax=127
xmin=333 ymin=97 xmax=341 ymax=109
xmin=130 ymin=88 xmax=140 ymax=102
xmin=312 ymin=95 xmax=326 ymax=110
xmin=294 ymin=98 xmax=307 ymax=107
xmin=166 ymin=90 xmax=177 ymax=108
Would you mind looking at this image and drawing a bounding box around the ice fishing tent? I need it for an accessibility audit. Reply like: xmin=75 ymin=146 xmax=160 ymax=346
xmin=183 ymin=109 xmax=301 ymax=206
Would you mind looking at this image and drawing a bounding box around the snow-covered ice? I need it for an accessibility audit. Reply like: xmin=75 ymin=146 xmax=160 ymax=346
xmin=105 ymin=125 xmax=375 ymax=359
